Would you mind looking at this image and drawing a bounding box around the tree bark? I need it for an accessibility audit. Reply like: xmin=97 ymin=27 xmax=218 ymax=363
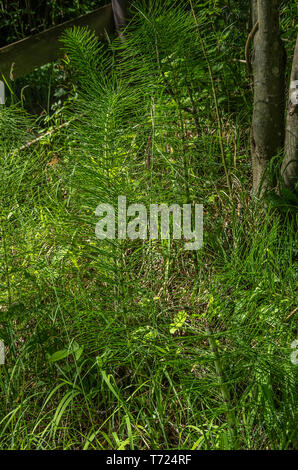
xmin=251 ymin=0 xmax=286 ymax=195
xmin=251 ymin=0 xmax=258 ymax=25
xmin=281 ymin=34 xmax=298 ymax=191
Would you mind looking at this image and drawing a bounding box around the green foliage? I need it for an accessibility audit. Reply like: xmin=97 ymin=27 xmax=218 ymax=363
xmin=0 ymin=0 xmax=296 ymax=451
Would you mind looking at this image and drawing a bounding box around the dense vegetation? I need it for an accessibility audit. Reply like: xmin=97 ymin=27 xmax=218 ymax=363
xmin=0 ymin=0 xmax=297 ymax=450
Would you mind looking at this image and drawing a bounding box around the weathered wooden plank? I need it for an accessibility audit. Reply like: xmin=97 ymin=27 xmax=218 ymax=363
xmin=0 ymin=4 xmax=114 ymax=81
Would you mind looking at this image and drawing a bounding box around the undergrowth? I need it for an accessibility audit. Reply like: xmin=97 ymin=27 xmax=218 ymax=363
xmin=0 ymin=0 xmax=297 ymax=450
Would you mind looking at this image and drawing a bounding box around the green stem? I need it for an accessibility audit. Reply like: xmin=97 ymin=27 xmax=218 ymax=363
xmin=204 ymin=321 xmax=238 ymax=449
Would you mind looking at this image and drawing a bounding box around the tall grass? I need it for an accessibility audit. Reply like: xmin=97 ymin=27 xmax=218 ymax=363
xmin=0 ymin=0 xmax=297 ymax=450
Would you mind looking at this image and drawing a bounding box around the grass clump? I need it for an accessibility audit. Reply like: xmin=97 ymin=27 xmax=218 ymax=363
xmin=0 ymin=0 xmax=297 ymax=450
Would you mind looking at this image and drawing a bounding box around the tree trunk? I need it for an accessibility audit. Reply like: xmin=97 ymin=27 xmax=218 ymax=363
xmin=112 ymin=0 xmax=129 ymax=36
xmin=251 ymin=0 xmax=286 ymax=195
xmin=251 ymin=0 xmax=258 ymax=25
xmin=281 ymin=34 xmax=298 ymax=191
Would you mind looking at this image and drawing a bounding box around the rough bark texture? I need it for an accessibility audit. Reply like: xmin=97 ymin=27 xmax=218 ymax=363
xmin=112 ymin=0 xmax=129 ymax=36
xmin=251 ymin=0 xmax=258 ymax=25
xmin=281 ymin=34 xmax=298 ymax=191
xmin=251 ymin=0 xmax=286 ymax=195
